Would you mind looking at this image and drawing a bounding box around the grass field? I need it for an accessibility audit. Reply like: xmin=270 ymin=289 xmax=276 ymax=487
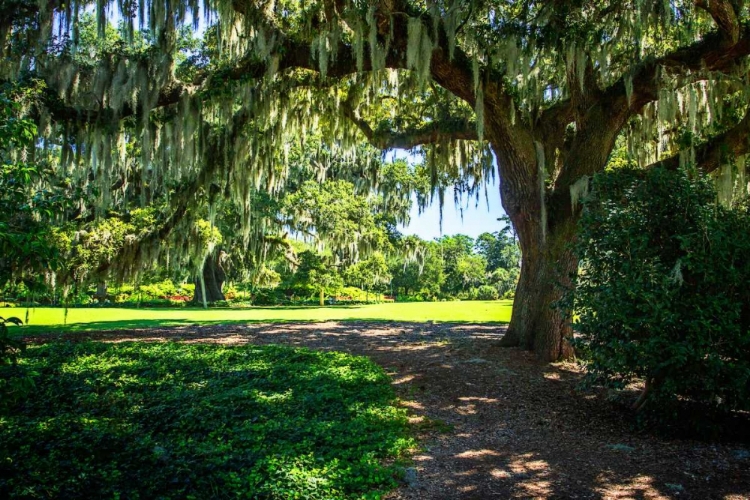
xmin=5 ymin=300 xmax=512 ymax=334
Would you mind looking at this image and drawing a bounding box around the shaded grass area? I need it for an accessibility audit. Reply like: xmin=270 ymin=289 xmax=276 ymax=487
xmin=0 ymin=342 xmax=415 ymax=499
xmin=5 ymin=301 xmax=512 ymax=335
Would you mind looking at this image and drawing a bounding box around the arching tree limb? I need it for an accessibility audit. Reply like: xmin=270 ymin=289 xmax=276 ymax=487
xmin=695 ymin=0 xmax=741 ymax=45
xmin=340 ymin=99 xmax=477 ymax=149
xmin=647 ymin=107 xmax=750 ymax=174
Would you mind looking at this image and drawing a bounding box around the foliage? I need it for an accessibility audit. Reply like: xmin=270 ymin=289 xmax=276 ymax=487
xmin=570 ymin=167 xmax=750 ymax=422
xmin=388 ymin=231 xmax=520 ymax=301
xmin=251 ymin=288 xmax=290 ymax=306
xmin=488 ymin=268 xmax=519 ymax=299
xmin=289 ymin=251 xmax=345 ymax=303
xmin=0 ymin=315 xmax=29 ymax=412
xmin=337 ymin=286 xmax=385 ymax=303
xmin=390 ymin=240 xmax=445 ymax=299
xmin=342 ymin=253 xmax=391 ymax=293
xmin=0 ymin=342 xmax=415 ymax=499
xmin=474 ymin=284 xmax=499 ymax=301
xmin=283 ymin=180 xmax=391 ymax=262
xmin=0 ymin=83 xmax=71 ymax=289
xmin=0 ymin=316 xmax=23 ymax=366
xmin=475 ymin=231 xmax=521 ymax=274
xmin=439 ymin=235 xmax=482 ymax=295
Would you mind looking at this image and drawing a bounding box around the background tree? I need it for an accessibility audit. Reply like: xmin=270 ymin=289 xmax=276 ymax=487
xmin=342 ymin=253 xmax=391 ymax=301
xmin=475 ymin=229 xmax=521 ymax=298
xmin=0 ymin=82 xmax=73 ymax=300
xmin=390 ymin=239 xmax=445 ymax=299
xmin=292 ymin=250 xmax=344 ymax=306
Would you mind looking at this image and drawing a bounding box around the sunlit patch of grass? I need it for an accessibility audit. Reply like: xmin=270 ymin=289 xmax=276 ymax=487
xmin=0 ymin=342 xmax=415 ymax=499
xmin=6 ymin=300 xmax=513 ymax=335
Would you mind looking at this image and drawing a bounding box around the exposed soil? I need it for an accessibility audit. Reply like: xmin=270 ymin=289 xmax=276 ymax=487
xmin=23 ymin=322 xmax=750 ymax=499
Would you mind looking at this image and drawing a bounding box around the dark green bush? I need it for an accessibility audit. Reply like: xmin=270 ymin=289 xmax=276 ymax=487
xmin=571 ymin=167 xmax=750 ymax=422
xmin=0 ymin=316 xmax=23 ymax=366
xmin=0 ymin=316 xmax=32 ymax=411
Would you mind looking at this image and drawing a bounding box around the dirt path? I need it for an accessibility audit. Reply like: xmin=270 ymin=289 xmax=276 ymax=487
xmin=24 ymin=322 xmax=749 ymax=499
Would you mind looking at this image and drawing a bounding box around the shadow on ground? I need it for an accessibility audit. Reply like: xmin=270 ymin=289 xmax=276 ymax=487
xmin=22 ymin=322 xmax=750 ymax=499
xmin=15 ymin=317 xmax=508 ymax=335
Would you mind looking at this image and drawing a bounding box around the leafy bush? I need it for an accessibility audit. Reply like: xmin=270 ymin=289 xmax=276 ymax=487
xmin=571 ymin=167 xmax=750 ymax=423
xmin=1 ymin=342 xmax=414 ymax=499
xmin=475 ymin=285 xmax=500 ymax=301
xmin=0 ymin=316 xmax=23 ymax=366
xmin=252 ymin=288 xmax=288 ymax=306
xmin=110 ymin=280 xmax=194 ymax=305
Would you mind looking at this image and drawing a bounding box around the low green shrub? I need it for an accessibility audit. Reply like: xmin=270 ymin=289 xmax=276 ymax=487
xmin=252 ymin=288 xmax=289 ymax=306
xmin=0 ymin=316 xmax=23 ymax=365
xmin=570 ymin=167 xmax=750 ymax=427
xmin=1 ymin=342 xmax=414 ymax=499
xmin=109 ymin=280 xmax=195 ymax=305
xmin=475 ymin=285 xmax=500 ymax=301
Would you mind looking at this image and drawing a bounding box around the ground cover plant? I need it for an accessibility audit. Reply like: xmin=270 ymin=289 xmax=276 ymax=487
xmin=4 ymin=301 xmax=513 ymax=335
xmin=0 ymin=342 xmax=414 ymax=499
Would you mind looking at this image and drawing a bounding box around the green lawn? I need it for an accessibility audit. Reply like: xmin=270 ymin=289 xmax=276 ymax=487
xmin=5 ymin=300 xmax=512 ymax=334
xmin=1 ymin=342 xmax=414 ymax=499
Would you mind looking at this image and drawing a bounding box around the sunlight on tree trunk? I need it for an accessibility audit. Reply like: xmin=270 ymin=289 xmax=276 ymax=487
xmin=199 ymin=274 xmax=208 ymax=310
xmin=194 ymin=255 xmax=226 ymax=307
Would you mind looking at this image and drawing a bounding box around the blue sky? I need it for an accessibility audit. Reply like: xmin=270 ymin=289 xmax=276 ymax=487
xmin=388 ymin=149 xmax=508 ymax=240
xmin=398 ymin=180 xmax=507 ymax=240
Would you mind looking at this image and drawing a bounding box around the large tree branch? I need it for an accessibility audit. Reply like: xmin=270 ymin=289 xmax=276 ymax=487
xmin=647 ymin=108 xmax=750 ymax=174
xmin=549 ymin=23 xmax=750 ymax=190
xmin=39 ymin=31 xmax=407 ymax=126
xmin=91 ymin=107 xmax=253 ymax=279
xmin=696 ymin=0 xmax=741 ymax=45
xmin=340 ymin=99 xmax=477 ymax=149
xmin=35 ymin=0 xmax=527 ymax=161
xmin=543 ymin=18 xmax=750 ymax=143
xmin=605 ymin=24 xmax=750 ymax=117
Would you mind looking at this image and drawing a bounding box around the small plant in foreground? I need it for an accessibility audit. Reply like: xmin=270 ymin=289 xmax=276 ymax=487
xmin=0 ymin=315 xmax=30 ymax=411
xmin=0 ymin=316 xmax=23 ymax=365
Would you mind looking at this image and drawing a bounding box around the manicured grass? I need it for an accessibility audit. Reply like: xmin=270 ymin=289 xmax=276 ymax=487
xmin=1 ymin=342 xmax=414 ymax=499
xmin=5 ymin=300 xmax=512 ymax=334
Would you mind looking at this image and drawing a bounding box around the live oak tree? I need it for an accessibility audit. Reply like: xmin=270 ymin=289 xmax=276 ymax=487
xmin=4 ymin=0 xmax=750 ymax=359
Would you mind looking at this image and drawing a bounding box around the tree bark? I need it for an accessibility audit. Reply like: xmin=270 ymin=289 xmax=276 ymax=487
xmin=95 ymin=282 xmax=107 ymax=302
xmin=319 ymin=288 xmax=325 ymax=307
xmin=488 ymin=135 xmax=580 ymax=362
xmin=499 ymin=224 xmax=577 ymax=361
xmin=193 ymin=253 xmax=226 ymax=304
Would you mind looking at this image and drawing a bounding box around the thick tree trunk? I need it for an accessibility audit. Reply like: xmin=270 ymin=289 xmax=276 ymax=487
xmin=193 ymin=253 xmax=226 ymax=304
xmin=499 ymin=223 xmax=577 ymax=361
xmin=319 ymin=288 xmax=324 ymax=307
xmin=489 ymin=138 xmax=580 ymax=362
xmin=95 ymin=282 xmax=107 ymax=302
